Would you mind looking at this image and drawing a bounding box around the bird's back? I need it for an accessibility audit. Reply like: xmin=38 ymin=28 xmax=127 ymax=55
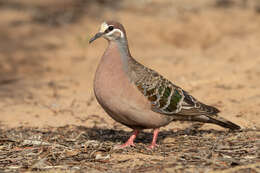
xmin=127 ymin=59 xmax=218 ymax=116
xmin=127 ymin=59 xmax=240 ymax=130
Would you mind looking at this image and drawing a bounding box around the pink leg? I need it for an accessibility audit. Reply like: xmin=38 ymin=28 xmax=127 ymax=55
xmin=114 ymin=130 xmax=139 ymax=149
xmin=147 ymin=128 xmax=159 ymax=149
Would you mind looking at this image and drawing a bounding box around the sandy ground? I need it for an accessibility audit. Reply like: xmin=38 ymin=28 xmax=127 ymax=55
xmin=0 ymin=0 xmax=259 ymax=172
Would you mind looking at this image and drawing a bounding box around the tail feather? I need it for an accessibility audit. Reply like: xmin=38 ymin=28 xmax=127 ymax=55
xmin=207 ymin=116 xmax=241 ymax=130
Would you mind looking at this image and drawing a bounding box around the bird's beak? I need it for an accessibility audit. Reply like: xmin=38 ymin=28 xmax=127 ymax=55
xmin=89 ymin=32 xmax=104 ymax=44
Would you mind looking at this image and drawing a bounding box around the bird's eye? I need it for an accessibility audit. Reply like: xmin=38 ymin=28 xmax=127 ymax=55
xmin=108 ymin=26 xmax=114 ymax=31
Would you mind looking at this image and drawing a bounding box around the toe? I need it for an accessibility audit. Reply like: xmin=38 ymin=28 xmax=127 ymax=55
xmin=147 ymin=144 xmax=158 ymax=150
xmin=113 ymin=143 xmax=135 ymax=149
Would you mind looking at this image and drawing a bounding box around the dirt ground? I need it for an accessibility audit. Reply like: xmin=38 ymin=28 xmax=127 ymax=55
xmin=0 ymin=0 xmax=259 ymax=172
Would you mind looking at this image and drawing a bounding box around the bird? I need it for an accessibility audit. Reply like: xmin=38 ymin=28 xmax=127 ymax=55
xmin=89 ymin=21 xmax=241 ymax=149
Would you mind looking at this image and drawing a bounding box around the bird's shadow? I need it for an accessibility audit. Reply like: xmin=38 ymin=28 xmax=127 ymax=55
xmin=75 ymin=126 xmax=255 ymax=144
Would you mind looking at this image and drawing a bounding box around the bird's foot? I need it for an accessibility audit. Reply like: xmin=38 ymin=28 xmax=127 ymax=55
xmin=146 ymin=128 xmax=160 ymax=150
xmin=113 ymin=130 xmax=139 ymax=149
xmin=147 ymin=143 xmax=158 ymax=150
xmin=114 ymin=141 xmax=136 ymax=149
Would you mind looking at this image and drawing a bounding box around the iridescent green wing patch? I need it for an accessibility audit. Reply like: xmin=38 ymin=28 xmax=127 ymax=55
xmin=134 ymin=66 xmax=184 ymax=115
xmin=163 ymin=89 xmax=183 ymax=112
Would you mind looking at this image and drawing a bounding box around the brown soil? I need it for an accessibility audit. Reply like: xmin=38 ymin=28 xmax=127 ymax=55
xmin=0 ymin=0 xmax=259 ymax=172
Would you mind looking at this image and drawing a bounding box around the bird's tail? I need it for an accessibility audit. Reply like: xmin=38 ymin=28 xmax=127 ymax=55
xmin=207 ymin=115 xmax=241 ymax=130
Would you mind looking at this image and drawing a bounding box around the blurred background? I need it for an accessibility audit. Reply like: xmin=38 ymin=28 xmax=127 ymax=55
xmin=0 ymin=0 xmax=259 ymax=129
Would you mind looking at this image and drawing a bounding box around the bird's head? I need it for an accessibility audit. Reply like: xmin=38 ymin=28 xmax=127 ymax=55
xmin=89 ymin=21 xmax=126 ymax=43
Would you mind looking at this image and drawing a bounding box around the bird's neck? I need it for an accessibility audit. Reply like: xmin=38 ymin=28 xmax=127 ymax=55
xmin=115 ymin=39 xmax=131 ymax=58
xmin=109 ymin=39 xmax=134 ymax=73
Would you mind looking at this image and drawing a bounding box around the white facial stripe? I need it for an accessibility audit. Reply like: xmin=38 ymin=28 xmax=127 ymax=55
xmin=106 ymin=28 xmax=124 ymax=38
xmin=99 ymin=22 xmax=109 ymax=33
